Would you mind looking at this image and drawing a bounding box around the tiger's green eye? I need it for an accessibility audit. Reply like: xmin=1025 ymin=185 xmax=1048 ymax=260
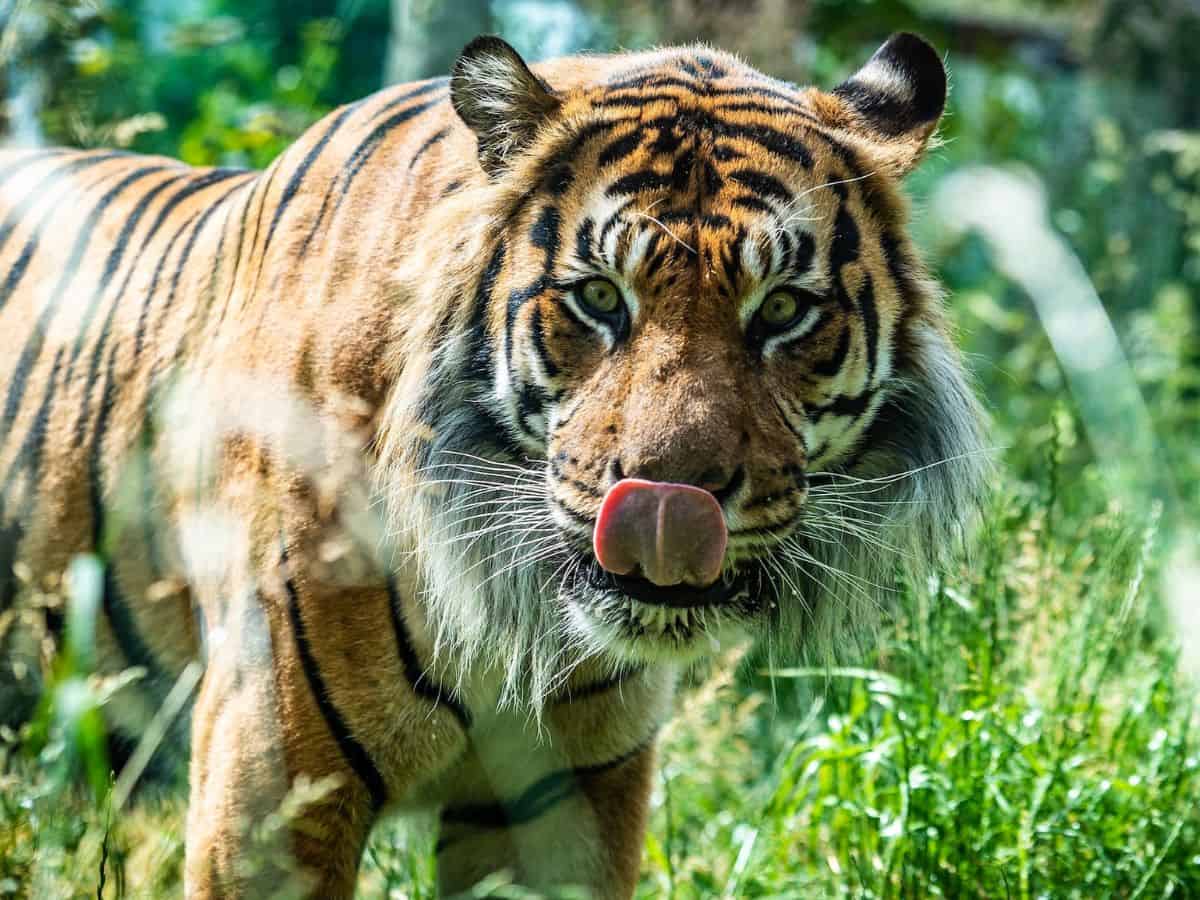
xmin=760 ymin=290 xmax=800 ymax=328
xmin=578 ymin=278 xmax=621 ymax=316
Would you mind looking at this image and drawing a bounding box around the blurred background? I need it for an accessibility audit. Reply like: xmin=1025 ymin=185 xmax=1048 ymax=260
xmin=2 ymin=1 xmax=1198 ymax=897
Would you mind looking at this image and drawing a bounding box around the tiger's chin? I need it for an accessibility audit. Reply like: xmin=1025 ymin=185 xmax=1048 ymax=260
xmin=565 ymin=557 xmax=775 ymax=663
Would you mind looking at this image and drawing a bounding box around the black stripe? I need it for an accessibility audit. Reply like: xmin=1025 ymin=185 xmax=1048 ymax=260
xmin=408 ymin=127 xmax=450 ymax=171
xmin=718 ymin=122 xmax=813 ymax=168
xmin=720 ymin=229 xmax=745 ymax=292
xmin=858 ymin=271 xmax=879 ymax=382
xmin=0 ymin=154 xmax=133 ymax=312
xmin=384 ymin=576 xmax=471 ymax=729
xmin=529 ymin=204 xmax=561 ymax=262
xmin=127 ymin=169 xmax=252 ymax=339
xmin=596 ymin=199 xmax=635 ymax=261
xmin=89 ymin=341 xmax=169 ymax=690
xmin=131 ymin=212 xmax=200 ymax=358
xmin=78 ymin=174 xmax=250 ymax=444
xmin=465 ymin=242 xmax=506 ymax=376
xmin=0 ymin=152 xmax=115 ymax=258
xmin=811 ymin=389 xmax=876 ymax=422
xmin=787 ymin=232 xmax=816 ymax=279
xmin=605 ymin=73 xmax=699 ymax=92
xmin=153 ymin=181 xmax=245 ymax=343
xmin=326 ymin=98 xmax=443 ymax=229
xmin=811 ymin=326 xmax=851 ymax=376
xmin=0 ymin=348 xmax=67 ymax=613
xmin=550 ymin=665 xmax=643 ymax=704
xmin=262 ymin=101 xmax=361 ymax=254
xmin=439 ymin=735 xmax=655 ymax=836
xmin=367 ymin=78 xmax=447 ymax=123
xmin=597 ymin=129 xmax=644 ymax=167
xmin=63 ymin=171 xmax=185 ymax=380
xmin=606 ymin=170 xmax=673 ymax=197
xmin=596 ymin=90 xmax=698 ymax=109
xmin=529 ymin=303 xmax=559 ymax=379
xmin=1 ymin=165 xmax=164 ymax=446
xmin=728 ymin=168 xmax=792 ymax=204
xmin=217 ymin=170 xmax=264 ymax=324
xmin=505 ymin=278 xmax=550 ymax=384
xmin=574 ymin=217 xmax=596 ymax=265
xmin=730 ymin=195 xmax=775 ymax=216
xmin=280 ymin=544 xmax=388 ymax=812
xmin=831 ymin=204 xmax=860 ymax=310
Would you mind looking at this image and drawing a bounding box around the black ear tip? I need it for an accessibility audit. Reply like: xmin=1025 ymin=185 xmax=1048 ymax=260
xmin=878 ymin=31 xmax=947 ymax=106
xmin=455 ymin=35 xmax=521 ymax=72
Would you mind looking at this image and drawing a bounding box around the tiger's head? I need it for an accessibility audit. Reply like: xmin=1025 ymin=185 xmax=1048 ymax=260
xmin=384 ymin=34 xmax=987 ymax=701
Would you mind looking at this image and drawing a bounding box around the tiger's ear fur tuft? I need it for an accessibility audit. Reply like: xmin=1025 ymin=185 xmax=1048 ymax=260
xmin=451 ymin=36 xmax=561 ymax=176
xmin=822 ymin=32 xmax=947 ymax=176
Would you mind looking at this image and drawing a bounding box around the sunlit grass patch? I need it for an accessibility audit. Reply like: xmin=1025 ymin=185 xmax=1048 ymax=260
xmin=635 ymin=491 xmax=1199 ymax=899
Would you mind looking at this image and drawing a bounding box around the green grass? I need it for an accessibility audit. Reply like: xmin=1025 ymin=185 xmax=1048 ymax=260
xmin=3 ymin=436 xmax=1198 ymax=898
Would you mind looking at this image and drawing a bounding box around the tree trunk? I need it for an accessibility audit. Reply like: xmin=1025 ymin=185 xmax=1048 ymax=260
xmin=384 ymin=0 xmax=494 ymax=85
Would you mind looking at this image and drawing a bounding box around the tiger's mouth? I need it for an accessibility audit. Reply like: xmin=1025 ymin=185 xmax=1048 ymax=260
xmin=565 ymin=552 xmax=776 ymax=658
xmin=585 ymin=566 xmax=753 ymax=608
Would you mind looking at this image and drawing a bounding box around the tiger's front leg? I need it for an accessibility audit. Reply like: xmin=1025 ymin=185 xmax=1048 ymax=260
xmin=184 ymin=589 xmax=377 ymax=900
xmin=436 ymin=741 xmax=657 ymax=899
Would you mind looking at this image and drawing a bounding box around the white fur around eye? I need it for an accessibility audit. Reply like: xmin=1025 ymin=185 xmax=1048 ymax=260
xmin=560 ymin=277 xmax=637 ymax=348
xmin=762 ymin=305 xmax=823 ymax=357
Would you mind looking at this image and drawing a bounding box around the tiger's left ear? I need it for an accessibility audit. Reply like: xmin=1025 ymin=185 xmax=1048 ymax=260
xmin=820 ymin=32 xmax=946 ymax=176
xmin=451 ymin=36 xmax=561 ymax=176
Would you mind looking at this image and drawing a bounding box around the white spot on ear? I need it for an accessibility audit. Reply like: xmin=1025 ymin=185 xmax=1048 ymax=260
xmin=851 ymin=59 xmax=916 ymax=105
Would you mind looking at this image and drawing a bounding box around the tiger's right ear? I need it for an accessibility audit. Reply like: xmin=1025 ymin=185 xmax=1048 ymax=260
xmin=818 ymin=32 xmax=947 ymax=176
xmin=451 ymin=36 xmax=561 ymax=176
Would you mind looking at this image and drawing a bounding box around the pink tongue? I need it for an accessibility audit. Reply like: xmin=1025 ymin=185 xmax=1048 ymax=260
xmin=593 ymin=478 xmax=728 ymax=587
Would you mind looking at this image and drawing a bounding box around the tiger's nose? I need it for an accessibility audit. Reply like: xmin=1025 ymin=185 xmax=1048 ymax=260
xmin=613 ymin=458 xmax=744 ymax=504
xmin=593 ymin=479 xmax=728 ymax=587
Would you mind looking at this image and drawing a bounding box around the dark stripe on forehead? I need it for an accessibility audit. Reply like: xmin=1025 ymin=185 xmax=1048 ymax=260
xmin=529 ymin=204 xmax=561 ymax=260
xmin=598 ymin=129 xmax=645 ymax=168
xmin=831 ymin=204 xmax=860 ymax=310
xmin=720 ymin=229 xmax=745 ymax=292
xmin=728 ymin=169 xmax=792 ymax=204
xmin=607 ymin=170 xmax=674 ymax=197
xmin=574 ymin=217 xmax=596 ymax=265
xmin=786 ymin=232 xmax=816 ymax=279
xmin=597 ymin=200 xmax=634 ymax=261
xmin=718 ymin=122 xmax=813 ymax=168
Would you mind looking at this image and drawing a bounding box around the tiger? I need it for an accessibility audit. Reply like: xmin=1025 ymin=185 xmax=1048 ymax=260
xmin=0 ymin=31 xmax=986 ymax=898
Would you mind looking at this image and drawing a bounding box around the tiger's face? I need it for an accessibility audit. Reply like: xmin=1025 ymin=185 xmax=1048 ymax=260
xmin=411 ymin=34 xmax=984 ymax=677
